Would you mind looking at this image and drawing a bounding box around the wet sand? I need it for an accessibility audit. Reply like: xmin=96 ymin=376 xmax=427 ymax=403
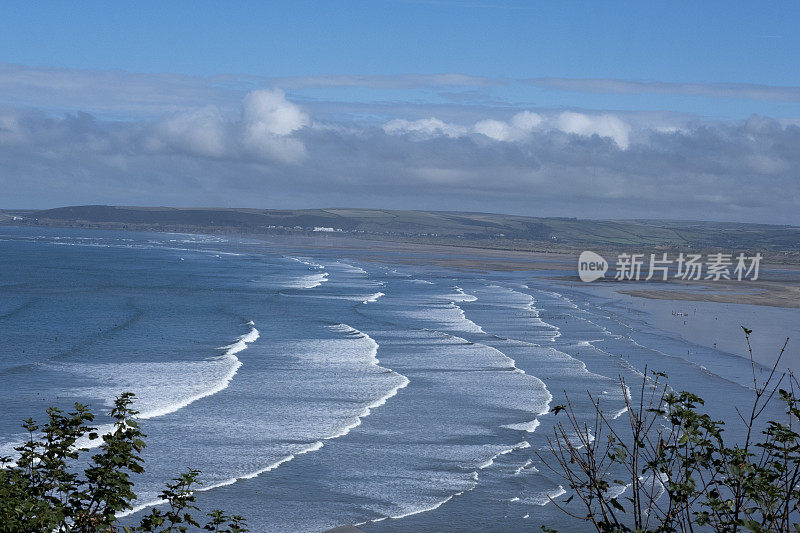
xmin=619 ymin=279 xmax=800 ymax=309
xmin=575 ymin=281 xmax=800 ymax=372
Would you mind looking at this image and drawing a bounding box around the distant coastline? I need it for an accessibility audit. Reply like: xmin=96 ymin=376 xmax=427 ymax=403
xmin=3 ymin=206 xmax=799 ymax=314
xmin=3 ymin=205 xmax=800 ymax=264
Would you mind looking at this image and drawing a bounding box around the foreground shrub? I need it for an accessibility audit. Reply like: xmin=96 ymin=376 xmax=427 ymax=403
xmin=0 ymin=392 xmax=247 ymax=532
xmin=541 ymin=328 xmax=797 ymax=532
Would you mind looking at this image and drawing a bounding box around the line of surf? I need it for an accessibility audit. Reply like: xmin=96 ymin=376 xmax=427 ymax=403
xmin=457 ymin=335 xmax=553 ymax=430
xmin=352 ymin=332 xmax=551 ymax=523
xmin=496 ymin=284 xmax=562 ymax=341
xmin=119 ymin=440 xmax=325 ymax=518
xmin=362 ymin=292 xmax=385 ymax=304
xmin=358 ymin=440 xmax=532 ymax=525
xmin=452 ymin=286 xmax=477 ymax=302
xmin=123 ymin=323 xmax=409 ymax=519
xmin=285 ymin=256 xmax=330 ymax=288
xmin=322 ymin=324 xmax=410 ymax=439
xmin=2 ymin=321 xmax=260 ymax=467
xmin=74 ymin=322 xmax=259 ymax=452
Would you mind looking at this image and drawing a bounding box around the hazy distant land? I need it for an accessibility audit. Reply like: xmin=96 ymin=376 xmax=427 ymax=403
xmin=2 ymin=205 xmax=800 ymax=262
xmin=3 ymin=205 xmax=799 ymax=311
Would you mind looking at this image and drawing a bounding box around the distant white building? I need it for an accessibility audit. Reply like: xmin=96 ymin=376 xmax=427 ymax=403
xmin=313 ymin=226 xmax=335 ymax=232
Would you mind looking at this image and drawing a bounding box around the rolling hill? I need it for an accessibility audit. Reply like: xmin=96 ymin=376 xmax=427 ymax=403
xmin=2 ymin=205 xmax=799 ymax=260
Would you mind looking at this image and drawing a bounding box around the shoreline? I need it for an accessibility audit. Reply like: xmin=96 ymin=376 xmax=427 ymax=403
xmin=5 ymin=222 xmax=797 ymax=307
xmin=618 ymin=279 xmax=800 ymax=309
xmin=572 ymin=282 xmax=800 ymax=372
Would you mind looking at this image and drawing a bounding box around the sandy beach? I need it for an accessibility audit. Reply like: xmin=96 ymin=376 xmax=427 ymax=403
xmin=620 ymin=278 xmax=800 ymax=309
xmin=565 ymin=279 xmax=800 ymax=373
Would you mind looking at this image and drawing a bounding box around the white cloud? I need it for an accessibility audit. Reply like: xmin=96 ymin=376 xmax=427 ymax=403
xmin=385 ymin=110 xmax=631 ymax=148
xmin=140 ymin=89 xmax=308 ymax=164
xmin=150 ymin=105 xmax=227 ymax=157
xmin=240 ymin=89 xmax=309 ymax=163
xmin=473 ymin=111 xmax=543 ymax=141
xmin=383 ymin=111 xmax=545 ymax=142
xmin=552 ymin=111 xmax=631 ymax=149
xmin=473 ymin=118 xmax=513 ymax=141
xmin=469 ymin=109 xmax=632 ymax=148
xmin=383 ymin=117 xmax=467 ymax=138
xmin=3 ymin=74 xmax=800 ymax=223
xmin=510 ymin=110 xmax=544 ymax=130
xmin=242 ymin=89 xmax=308 ymax=137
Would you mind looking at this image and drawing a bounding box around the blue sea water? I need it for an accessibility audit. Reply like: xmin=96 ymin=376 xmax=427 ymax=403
xmin=0 ymin=226 xmax=793 ymax=532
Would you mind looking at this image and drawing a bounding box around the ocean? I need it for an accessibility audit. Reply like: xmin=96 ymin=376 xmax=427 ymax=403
xmin=0 ymin=226 xmax=794 ymax=532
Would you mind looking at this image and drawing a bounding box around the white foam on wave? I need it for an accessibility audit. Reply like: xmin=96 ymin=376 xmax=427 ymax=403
xmin=611 ymin=407 xmax=629 ymax=419
xmin=609 ymin=383 xmax=632 ymax=420
xmin=572 ymin=313 xmax=617 ymax=338
xmin=120 ymin=440 xmax=326 ymax=518
xmin=140 ymin=324 xmax=257 ymax=419
xmin=360 ymin=471 xmax=481 ymax=524
xmin=479 ymin=284 xmax=561 ymax=342
xmin=281 ymin=257 xmax=330 ymax=288
xmin=321 ymin=324 xmax=410 ymax=440
xmin=70 ymin=323 xmax=259 ymax=451
xmin=354 ymin=330 xmax=549 ymax=527
xmin=365 ymin=439 xmax=535 ymax=524
xmin=600 ymin=472 xmax=668 ymax=502
xmin=286 ymin=256 xmax=325 ymax=269
xmin=453 ymin=303 xmax=485 ymax=334
xmin=513 ymin=286 xmax=562 ymax=341
xmin=398 ymin=302 xmax=486 ymax=334
xmin=452 ymin=286 xmax=477 ymax=302
xmin=289 ymin=272 xmax=329 ymax=289
xmin=2 ymin=322 xmax=261 ymax=463
xmin=124 ymin=322 xmax=409 ymax=519
xmin=503 ymin=337 xmax=609 ymax=382
xmin=513 ymin=458 xmax=537 ymax=475
xmin=478 ymin=441 xmax=531 ymax=469
xmin=334 ymin=261 xmax=368 ymax=275
xmin=444 ymin=333 xmax=553 ymax=418
xmin=459 ymin=336 xmax=553 ymax=431
xmin=531 ymin=286 xmax=580 ymax=310
xmin=362 ymin=292 xmax=385 ymax=304
xmin=283 ymin=288 xmax=385 ymax=302
xmin=509 ymin=480 xmax=568 ymax=508
xmin=529 ymin=485 xmax=567 ymax=506
xmin=502 ymin=419 xmax=541 ymax=432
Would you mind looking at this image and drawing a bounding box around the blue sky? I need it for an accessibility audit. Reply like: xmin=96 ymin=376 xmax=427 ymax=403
xmin=1 ymin=1 xmax=799 ymax=221
xmin=3 ymin=1 xmax=797 ymax=82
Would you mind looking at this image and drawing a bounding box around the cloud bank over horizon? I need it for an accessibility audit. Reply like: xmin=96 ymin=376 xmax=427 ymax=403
xmin=1 ymin=63 xmax=799 ymax=224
